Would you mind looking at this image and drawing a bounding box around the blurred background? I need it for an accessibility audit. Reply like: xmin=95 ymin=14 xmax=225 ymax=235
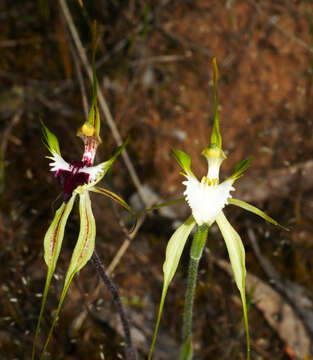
xmin=0 ymin=0 xmax=313 ymax=359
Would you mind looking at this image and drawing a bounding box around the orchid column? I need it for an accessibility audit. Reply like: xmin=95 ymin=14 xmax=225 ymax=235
xmin=148 ymin=59 xmax=288 ymax=360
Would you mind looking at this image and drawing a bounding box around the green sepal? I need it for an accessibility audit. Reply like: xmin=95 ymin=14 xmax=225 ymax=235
xmin=210 ymin=58 xmax=222 ymax=149
xmin=172 ymin=148 xmax=195 ymax=177
xmin=39 ymin=191 xmax=96 ymax=359
xmin=148 ymin=215 xmax=196 ymax=360
xmin=90 ymin=186 xmax=134 ymax=215
xmin=41 ymin=120 xmax=61 ymax=156
xmin=228 ymin=198 xmax=289 ymax=231
xmin=215 ymin=211 xmax=250 ymax=360
xmin=32 ymin=194 xmax=76 ymax=360
xmin=227 ymin=158 xmax=252 ymax=182
xmin=78 ymin=20 xmax=101 ymax=141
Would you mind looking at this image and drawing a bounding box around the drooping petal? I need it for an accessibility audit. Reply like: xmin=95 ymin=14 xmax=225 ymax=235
xmin=43 ymin=194 xmax=77 ymax=269
xmin=183 ymin=176 xmax=234 ymax=226
xmin=172 ymin=148 xmax=195 ymax=178
xmin=32 ymin=194 xmax=76 ymax=360
xmin=39 ymin=191 xmax=96 ymax=359
xmin=228 ymin=198 xmax=289 ymax=231
xmin=215 ymin=211 xmax=250 ymax=360
xmin=148 ymin=216 xmax=196 ymax=360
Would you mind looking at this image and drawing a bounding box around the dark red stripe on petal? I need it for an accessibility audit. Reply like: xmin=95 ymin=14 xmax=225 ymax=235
xmin=78 ymin=203 xmax=90 ymax=263
xmin=49 ymin=206 xmax=66 ymax=264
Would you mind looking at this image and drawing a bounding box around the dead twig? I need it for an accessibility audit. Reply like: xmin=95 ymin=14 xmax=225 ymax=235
xmin=248 ymin=0 xmax=313 ymax=55
xmin=1 ymin=107 xmax=24 ymax=155
xmin=69 ymin=41 xmax=89 ymax=122
xmin=106 ymin=213 xmax=146 ymax=276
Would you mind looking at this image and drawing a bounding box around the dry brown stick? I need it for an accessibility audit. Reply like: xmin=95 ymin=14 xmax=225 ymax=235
xmin=59 ymin=0 xmax=148 ymax=206
xmin=248 ymin=0 xmax=313 ymax=55
xmin=106 ymin=213 xmax=146 ymax=276
xmin=69 ymin=41 xmax=89 ymax=122
xmin=1 ymin=107 xmax=24 ymax=155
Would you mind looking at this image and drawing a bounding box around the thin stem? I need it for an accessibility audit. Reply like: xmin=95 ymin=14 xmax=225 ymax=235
xmin=90 ymin=250 xmax=136 ymax=360
xmin=180 ymin=224 xmax=208 ymax=360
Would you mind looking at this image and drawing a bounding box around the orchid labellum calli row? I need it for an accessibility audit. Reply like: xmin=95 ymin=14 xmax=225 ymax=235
xmin=32 ymin=28 xmax=134 ymax=359
xmin=148 ymin=59 xmax=288 ymax=360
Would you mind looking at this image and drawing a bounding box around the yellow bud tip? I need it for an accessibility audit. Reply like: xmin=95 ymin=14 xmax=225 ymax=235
xmin=82 ymin=123 xmax=95 ymax=137
xmin=212 ymin=57 xmax=218 ymax=84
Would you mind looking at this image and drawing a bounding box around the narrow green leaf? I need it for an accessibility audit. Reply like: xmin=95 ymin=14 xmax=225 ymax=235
xmin=228 ymin=158 xmax=253 ymax=182
xmin=90 ymin=186 xmax=135 ymax=215
xmin=228 ymin=198 xmax=289 ymax=231
xmin=32 ymin=194 xmax=76 ymax=360
xmin=210 ymin=58 xmax=222 ymax=149
xmin=215 ymin=211 xmax=250 ymax=360
xmin=172 ymin=148 xmax=195 ymax=177
xmin=41 ymin=121 xmax=61 ymax=156
xmin=148 ymin=216 xmax=196 ymax=360
xmin=39 ymin=191 xmax=96 ymax=359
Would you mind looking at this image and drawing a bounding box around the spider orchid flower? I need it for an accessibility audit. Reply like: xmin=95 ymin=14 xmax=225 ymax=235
xmin=32 ymin=83 xmax=132 ymax=360
xmin=149 ymin=59 xmax=288 ymax=360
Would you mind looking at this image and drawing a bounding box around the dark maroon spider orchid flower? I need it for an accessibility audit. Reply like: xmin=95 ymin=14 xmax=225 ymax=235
xmin=33 ymin=108 xmax=130 ymax=360
xmin=48 ymin=130 xmax=106 ymax=202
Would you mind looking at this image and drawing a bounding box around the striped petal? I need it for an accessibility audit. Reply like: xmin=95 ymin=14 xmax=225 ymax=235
xmin=39 ymin=191 xmax=96 ymax=359
xmin=32 ymin=194 xmax=76 ymax=360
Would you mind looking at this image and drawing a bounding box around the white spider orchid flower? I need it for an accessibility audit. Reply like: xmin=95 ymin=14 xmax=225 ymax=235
xmin=149 ymin=58 xmax=288 ymax=360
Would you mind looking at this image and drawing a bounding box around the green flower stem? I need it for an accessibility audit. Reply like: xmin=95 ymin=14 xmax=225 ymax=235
xmin=180 ymin=224 xmax=208 ymax=360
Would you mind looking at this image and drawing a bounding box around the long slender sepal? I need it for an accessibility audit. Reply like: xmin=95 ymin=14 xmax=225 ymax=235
xmin=228 ymin=198 xmax=289 ymax=231
xmin=210 ymin=58 xmax=222 ymax=149
xmin=39 ymin=191 xmax=96 ymax=359
xmin=148 ymin=215 xmax=196 ymax=360
xmin=79 ymin=20 xmax=101 ymax=140
xmin=90 ymin=186 xmax=134 ymax=214
xmin=128 ymin=198 xmax=185 ymax=220
xmin=32 ymin=194 xmax=76 ymax=360
xmin=215 ymin=212 xmax=250 ymax=360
